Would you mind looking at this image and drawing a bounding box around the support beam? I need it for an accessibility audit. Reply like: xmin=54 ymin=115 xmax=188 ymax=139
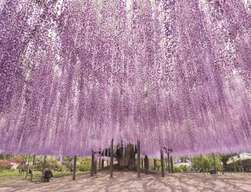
xmin=101 ymin=159 xmax=104 ymax=169
xmin=91 ymin=151 xmax=95 ymax=177
xmin=32 ymin=155 xmax=36 ymax=166
xmin=110 ymin=139 xmax=114 ymax=178
xmin=170 ymin=156 xmax=174 ymax=173
xmin=167 ymin=151 xmax=170 ymax=173
xmin=160 ymin=149 xmax=165 ymax=177
xmin=94 ymin=158 xmax=97 ymax=174
xmin=42 ymin=156 xmax=47 ymax=182
xmin=25 ymin=155 xmax=30 ymax=179
xmin=72 ymin=156 xmax=77 ymax=180
xmin=137 ymin=140 xmax=141 ymax=178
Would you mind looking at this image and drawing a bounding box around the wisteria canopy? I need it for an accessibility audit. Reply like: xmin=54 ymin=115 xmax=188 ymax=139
xmin=0 ymin=0 xmax=250 ymax=157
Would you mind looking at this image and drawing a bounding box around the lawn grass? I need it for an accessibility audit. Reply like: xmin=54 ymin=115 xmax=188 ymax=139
xmin=0 ymin=170 xmax=22 ymax=184
xmin=0 ymin=169 xmax=20 ymax=177
xmin=0 ymin=169 xmax=88 ymax=184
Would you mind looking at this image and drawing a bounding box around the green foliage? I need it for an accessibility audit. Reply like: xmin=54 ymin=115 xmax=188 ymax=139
xmin=25 ymin=156 xmax=91 ymax=173
xmin=0 ymin=170 xmax=19 ymax=177
xmin=192 ymin=155 xmax=222 ymax=172
xmin=174 ymin=165 xmax=190 ymax=173
xmin=62 ymin=157 xmax=73 ymax=171
xmin=77 ymin=158 xmax=91 ymax=172
xmin=34 ymin=157 xmax=65 ymax=172
xmin=0 ymin=155 xmax=93 ymax=184
xmin=46 ymin=158 xmax=64 ymax=172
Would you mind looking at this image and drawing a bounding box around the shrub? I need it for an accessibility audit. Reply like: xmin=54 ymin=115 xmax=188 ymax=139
xmin=192 ymin=155 xmax=222 ymax=172
xmin=34 ymin=158 xmax=65 ymax=172
xmin=78 ymin=158 xmax=91 ymax=172
xmin=174 ymin=165 xmax=190 ymax=173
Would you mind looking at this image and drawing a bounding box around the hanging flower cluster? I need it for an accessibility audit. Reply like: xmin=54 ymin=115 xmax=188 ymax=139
xmin=0 ymin=0 xmax=250 ymax=156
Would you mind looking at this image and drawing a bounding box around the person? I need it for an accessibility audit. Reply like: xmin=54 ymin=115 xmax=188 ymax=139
xmin=209 ymin=168 xmax=217 ymax=175
xmin=43 ymin=168 xmax=53 ymax=182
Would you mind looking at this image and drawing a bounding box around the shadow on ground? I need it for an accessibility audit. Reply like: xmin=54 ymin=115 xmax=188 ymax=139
xmin=0 ymin=171 xmax=251 ymax=192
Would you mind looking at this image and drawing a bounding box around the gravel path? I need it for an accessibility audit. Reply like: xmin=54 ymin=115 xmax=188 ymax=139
xmin=0 ymin=172 xmax=251 ymax=192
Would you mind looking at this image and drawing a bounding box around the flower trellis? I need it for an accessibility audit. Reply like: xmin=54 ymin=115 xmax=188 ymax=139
xmin=0 ymin=0 xmax=250 ymax=156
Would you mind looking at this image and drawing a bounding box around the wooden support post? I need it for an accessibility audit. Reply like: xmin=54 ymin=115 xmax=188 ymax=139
xmin=94 ymin=159 xmax=97 ymax=174
xmin=32 ymin=155 xmax=36 ymax=166
xmin=170 ymin=156 xmax=174 ymax=173
xmin=137 ymin=140 xmax=141 ymax=178
xmin=110 ymin=139 xmax=114 ymax=178
xmin=41 ymin=156 xmax=47 ymax=182
xmin=72 ymin=156 xmax=77 ymax=180
xmin=101 ymin=159 xmax=104 ymax=169
xmin=25 ymin=155 xmax=30 ymax=179
xmin=91 ymin=151 xmax=95 ymax=177
xmin=160 ymin=149 xmax=165 ymax=177
xmin=31 ymin=154 xmax=35 ymax=181
xmin=167 ymin=151 xmax=170 ymax=173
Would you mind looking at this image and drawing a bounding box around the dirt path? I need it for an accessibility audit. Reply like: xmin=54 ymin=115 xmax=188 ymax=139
xmin=0 ymin=172 xmax=250 ymax=192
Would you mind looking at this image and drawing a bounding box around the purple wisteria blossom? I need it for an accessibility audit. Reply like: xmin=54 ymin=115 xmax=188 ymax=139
xmin=0 ymin=0 xmax=250 ymax=156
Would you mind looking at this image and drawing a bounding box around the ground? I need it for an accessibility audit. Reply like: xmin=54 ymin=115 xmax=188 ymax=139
xmin=0 ymin=171 xmax=251 ymax=192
